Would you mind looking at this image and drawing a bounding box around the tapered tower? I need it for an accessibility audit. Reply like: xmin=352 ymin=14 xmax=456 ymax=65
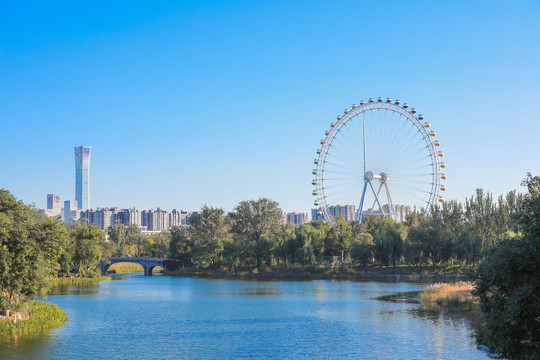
xmin=74 ymin=146 xmax=91 ymax=210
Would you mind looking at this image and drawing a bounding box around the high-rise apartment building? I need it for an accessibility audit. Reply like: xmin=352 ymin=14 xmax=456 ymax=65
xmin=80 ymin=207 xmax=113 ymax=230
xmin=360 ymin=204 xmax=411 ymax=223
xmin=155 ymin=208 xmax=169 ymax=231
xmin=118 ymin=208 xmax=141 ymax=226
xmin=74 ymin=146 xmax=91 ymax=211
xmin=285 ymin=212 xmax=309 ymax=225
xmin=170 ymin=209 xmax=190 ymax=227
xmin=81 ymin=207 xmax=190 ymax=231
xmin=310 ymin=205 xmax=356 ymax=223
xmin=328 ymin=205 xmax=356 ymax=223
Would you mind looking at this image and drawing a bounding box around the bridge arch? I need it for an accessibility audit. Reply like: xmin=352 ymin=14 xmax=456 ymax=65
xmin=98 ymin=257 xmax=180 ymax=276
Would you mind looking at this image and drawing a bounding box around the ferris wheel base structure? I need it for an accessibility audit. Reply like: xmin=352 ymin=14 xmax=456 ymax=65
xmin=312 ymin=97 xmax=447 ymax=225
xmin=358 ymin=171 xmax=396 ymax=223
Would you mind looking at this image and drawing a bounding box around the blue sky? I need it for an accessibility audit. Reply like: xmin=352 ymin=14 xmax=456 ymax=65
xmin=1 ymin=0 xmax=539 ymax=213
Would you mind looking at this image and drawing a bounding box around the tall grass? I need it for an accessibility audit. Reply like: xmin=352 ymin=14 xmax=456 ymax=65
xmin=0 ymin=301 xmax=66 ymax=335
xmin=420 ymin=281 xmax=478 ymax=310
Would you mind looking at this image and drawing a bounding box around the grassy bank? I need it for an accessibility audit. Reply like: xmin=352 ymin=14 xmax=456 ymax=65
xmin=107 ymin=262 xmax=144 ymax=273
xmin=163 ymin=264 xmax=472 ymax=281
xmin=0 ymin=301 xmax=66 ymax=335
xmin=420 ymin=281 xmax=479 ymax=311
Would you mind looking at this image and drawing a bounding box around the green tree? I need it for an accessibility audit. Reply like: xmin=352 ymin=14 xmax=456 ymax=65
xmin=465 ymin=189 xmax=500 ymax=249
xmin=310 ymin=220 xmax=330 ymax=260
xmin=455 ymin=230 xmax=482 ymax=266
xmin=517 ymin=172 xmax=540 ymax=237
xmin=32 ymin=216 xmax=70 ymax=274
xmin=335 ymin=217 xmax=352 ymax=260
xmin=190 ymin=206 xmax=231 ymax=265
xmin=125 ymin=224 xmax=147 ymax=256
xmin=474 ymin=236 xmax=540 ymax=359
xmin=71 ymin=224 xmax=102 ymax=277
xmin=405 ymin=226 xmax=430 ymax=266
xmin=0 ymin=189 xmax=68 ymax=310
xmin=145 ymin=231 xmax=171 ymax=258
xmin=191 ymin=205 xmax=231 ymax=243
xmin=473 ymin=173 xmax=540 ymax=359
xmin=229 ymin=198 xmax=282 ymax=267
xmin=222 ymin=238 xmax=244 ymax=268
xmin=323 ymin=226 xmax=339 ymax=256
xmin=367 ymin=217 xmax=404 ymax=267
xmin=108 ymin=224 xmax=128 ymax=256
xmin=192 ymin=238 xmax=223 ymax=266
xmin=375 ymin=228 xmax=404 ymax=268
xmin=169 ymin=226 xmax=193 ymax=264
xmin=349 ymin=232 xmax=374 ymax=265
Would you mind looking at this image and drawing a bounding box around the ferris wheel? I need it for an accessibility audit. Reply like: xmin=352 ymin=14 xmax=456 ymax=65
xmin=312 ymin=97 xmax=446 ymax=225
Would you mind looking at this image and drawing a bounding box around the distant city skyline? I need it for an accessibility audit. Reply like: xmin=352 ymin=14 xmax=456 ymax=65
xmin=1 ymin=1 xmax=539 ymax=214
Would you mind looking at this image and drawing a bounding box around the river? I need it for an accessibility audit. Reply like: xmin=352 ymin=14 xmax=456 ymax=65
xmin=0 ymin=274 xmax=485 ymax=359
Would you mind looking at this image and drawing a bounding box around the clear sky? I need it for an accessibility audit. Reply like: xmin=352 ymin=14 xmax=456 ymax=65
xmin=1 ymin=0 xmax=539 ymax=214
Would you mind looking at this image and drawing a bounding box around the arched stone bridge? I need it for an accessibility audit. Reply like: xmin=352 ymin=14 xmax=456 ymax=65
xmin=98 ymin=257 xmax=181 ymax=276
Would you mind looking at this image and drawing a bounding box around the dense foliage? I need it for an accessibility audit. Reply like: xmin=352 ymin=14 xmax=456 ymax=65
xmin=0 ymin=190 xmax=68 ymax=310
xmin=473 ymin=173 xmax=540 ymax=359
xmin=0 ymin=190 xmax=103 ymax=310
xmin=163 ymin=190 xmax=523 ymax=270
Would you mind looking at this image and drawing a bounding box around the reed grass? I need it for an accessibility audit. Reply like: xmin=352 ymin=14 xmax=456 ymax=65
xmin=0 ymin=301 xmax=66 ymax=335
xmin=420 ymin=281 xmax=478 ymax=310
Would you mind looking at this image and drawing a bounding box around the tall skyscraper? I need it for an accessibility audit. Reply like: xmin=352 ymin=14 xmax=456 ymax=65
xmin=74 ymin=146 xmax=91 ymax=211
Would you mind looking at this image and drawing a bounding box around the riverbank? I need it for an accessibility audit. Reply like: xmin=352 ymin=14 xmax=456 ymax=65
xmin=163 ymin=264 xmax=473 ymax=281
xmin=0 ymin=301 xmax=66 ymax=335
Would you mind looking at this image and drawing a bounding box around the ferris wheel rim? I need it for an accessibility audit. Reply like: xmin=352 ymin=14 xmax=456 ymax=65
xmin=313 ymin=99 xmax=443 ymax=225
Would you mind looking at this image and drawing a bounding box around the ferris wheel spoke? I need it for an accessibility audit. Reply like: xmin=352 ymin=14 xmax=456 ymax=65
xmin=325 ymin=152 xmax=364 ymax=173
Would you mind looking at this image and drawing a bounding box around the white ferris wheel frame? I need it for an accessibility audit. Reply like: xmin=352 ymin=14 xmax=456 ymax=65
xmin=314 ymin=100 xmax=442 ymax=225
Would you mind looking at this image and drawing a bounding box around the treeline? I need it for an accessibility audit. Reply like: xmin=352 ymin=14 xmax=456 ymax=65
xmin=157 ymin=189 xmax=523 ymax=269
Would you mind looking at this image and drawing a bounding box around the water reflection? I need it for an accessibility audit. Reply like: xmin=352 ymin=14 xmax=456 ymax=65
xmin=1 ymin=278 xmax=485 ymax=360
xmin=1 ymin=327 xmax=52 ymax=359
xmin=238 ymin=288 xmax=283 ymax=296
xmin=48 ymin=283 xmax=101 ymax=296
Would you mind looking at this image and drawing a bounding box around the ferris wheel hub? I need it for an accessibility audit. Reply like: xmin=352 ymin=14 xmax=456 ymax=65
xmin=364 ymin=171 xmax=387 ymax=183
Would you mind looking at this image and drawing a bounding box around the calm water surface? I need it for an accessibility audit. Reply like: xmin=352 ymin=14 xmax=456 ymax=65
xmin=0 ymin=275 xmax=485 ymax=359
